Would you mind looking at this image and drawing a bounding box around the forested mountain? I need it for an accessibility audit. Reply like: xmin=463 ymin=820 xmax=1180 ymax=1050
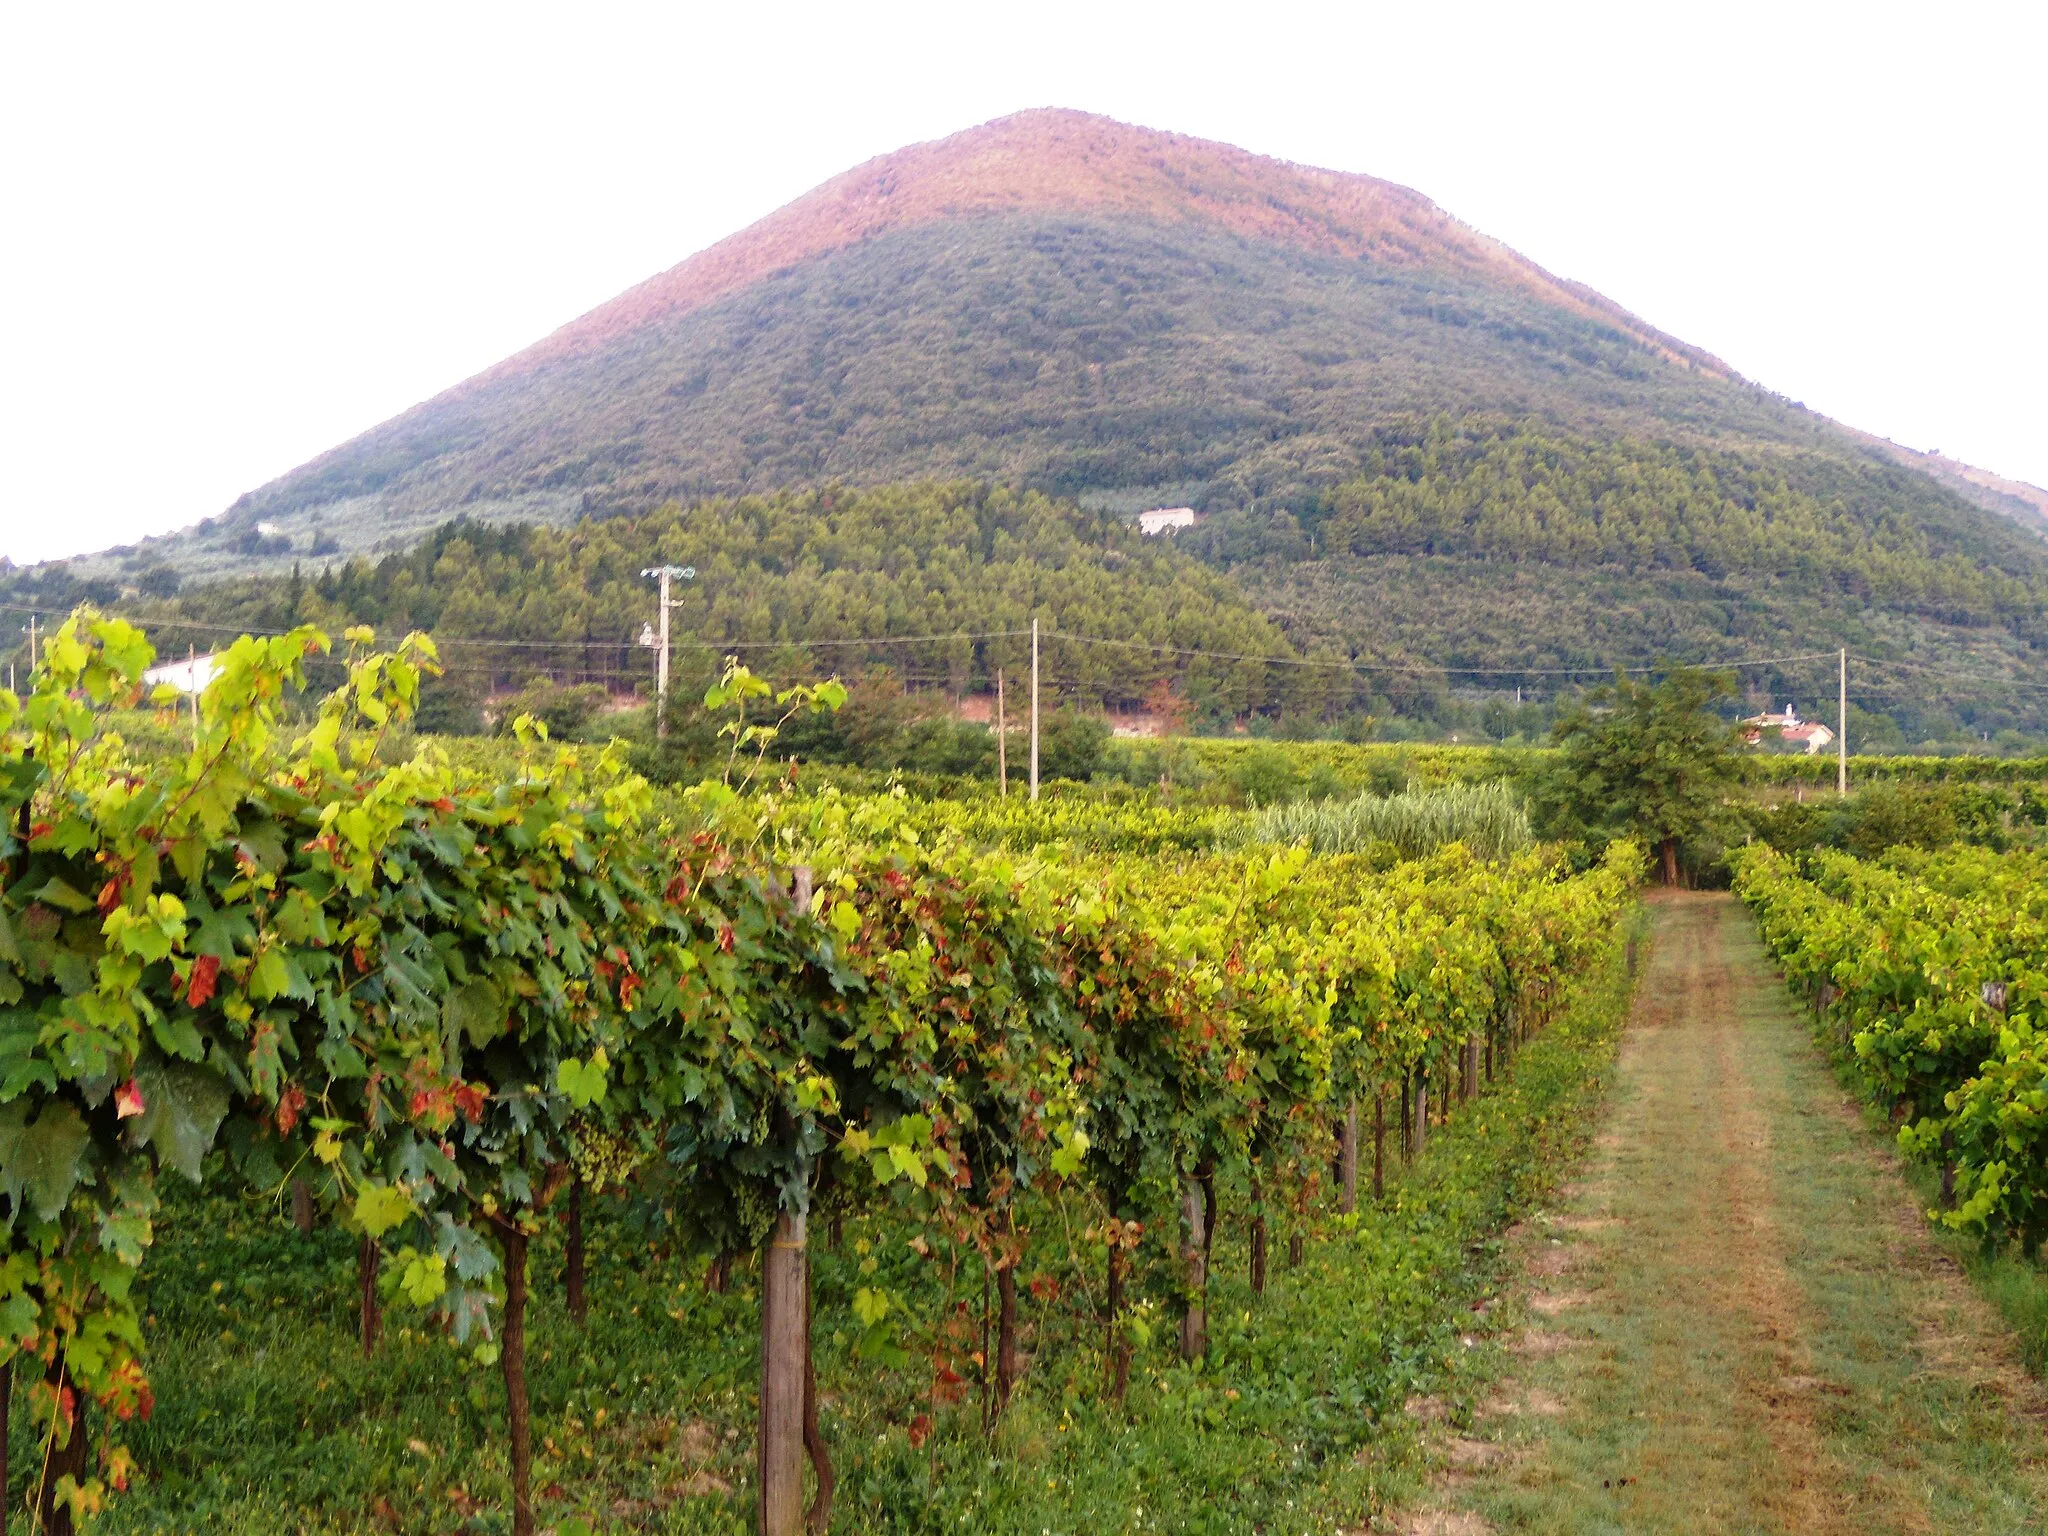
xmin=21 ymin=108 xmax=2048 ymax=742
xmin=131 ymin=484 xmax=1345 ymax=726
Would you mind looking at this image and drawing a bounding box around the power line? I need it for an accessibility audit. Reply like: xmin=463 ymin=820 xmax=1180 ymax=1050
xmin=1848 ymin=652 xmax=2048 ymax=693
xmin=6 ymin=598 xmax=2045 ymax=699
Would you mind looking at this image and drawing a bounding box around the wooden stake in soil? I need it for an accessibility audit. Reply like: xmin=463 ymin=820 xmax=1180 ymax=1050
xmin=1178 ymin=1178 xmax=1209 ymax=1361
xmin=992 ymin=1206 xmax=1021 ymax=1421
xmin=494 ymin=1219 xmax=536 ymax=1536
xmin=1462 ymin=1035 xmax=1479 ymax=1102
xmin=1372 ymin=1088 xmax=1386 ymax=1201
xmin=994 ymin=1259 xmax=1021 ymax=1418
xmin=802 ymin=1254 xmax=833 ymax=1535
xmin=1200 ymin=1168 xmax=1217 ymax=1276
xmin=759 ymin=1206 xmax=809 ymax=1536
xmin=1338 ymin=1100 xmax=1359 ymax=1214
xmin=1411 ymin=1074 xmax=1429 ymax=1161
xmin=290 ymin=1177 xmax=315 ymax=1235
xmin=35 ymin=1358 xmax=86 ymax=1536
xmin=1105 ymin=1240 xmax=1131 ymax=1399
xmin=358 ymin=1233 xmax=382 ymax=1354
xmin=0 ymin=1355 xmax=10 ymax=1536
xmin=565 ymin=1176 xmax=587 ymax=1326
xmin=1287 ymin=1231 xmax=1304 ymax=1268
xmin=1248 ymin=1172 xmax=1267 ymax=1296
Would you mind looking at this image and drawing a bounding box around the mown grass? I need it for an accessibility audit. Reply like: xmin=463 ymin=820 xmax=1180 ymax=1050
xmin=1445 ymin=895 xmax=2048 ymax=1535
xmin=31 ymin=941 xmax=1638 ymax=1535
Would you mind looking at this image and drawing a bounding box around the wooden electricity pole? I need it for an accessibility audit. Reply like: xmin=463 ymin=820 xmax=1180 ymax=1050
xmin=1837 ymin=647 xmax=1848 ymax=797
xmin=996 ymin=670 xmax=1007 ymax=796
xmin=1029 ymin=617 xmax=1040 ymax=802
xmin=640 ymin=564 xmax=694 ymax=739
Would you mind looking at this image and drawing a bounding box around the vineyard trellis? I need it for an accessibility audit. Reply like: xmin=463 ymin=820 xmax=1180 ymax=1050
xmin=0 ymin=609 xmax=1641 ymax=1535
xmin=1735 ymin=843 xmax=2048 ymax=1253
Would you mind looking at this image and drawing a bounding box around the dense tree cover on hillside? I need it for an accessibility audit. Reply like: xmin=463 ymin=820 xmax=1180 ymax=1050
xmin=217 ymin=216 xmax=1843 ymax=546
xmin=26 ymin=205 xmax=2048 ymax=742
xmin=1197 ymin=418 xmax=2048 ymax=741
xmin=26 ymin=442 xmax=2048 ymax=748
xmin=1203 ymin=418 xmax=2048 ymax=624
xmin=103 ymin=484 xmax=1352 ymax=725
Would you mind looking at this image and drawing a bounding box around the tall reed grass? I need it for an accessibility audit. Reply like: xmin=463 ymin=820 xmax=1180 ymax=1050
xmin=1230 ymin=780 xmax=1533 ymax=862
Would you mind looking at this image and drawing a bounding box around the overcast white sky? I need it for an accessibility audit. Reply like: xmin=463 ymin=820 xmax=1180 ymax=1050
xmin=1 ymin=0 xmax=2041 ymax=565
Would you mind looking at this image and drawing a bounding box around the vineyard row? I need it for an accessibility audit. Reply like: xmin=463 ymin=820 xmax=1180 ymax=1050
xmin=0 ymin=613 xmax=1641 ymax=1534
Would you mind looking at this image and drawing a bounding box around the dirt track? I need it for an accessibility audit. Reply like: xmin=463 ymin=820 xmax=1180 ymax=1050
xmin=1398 ymin=892 xmax=2048 ymax=1535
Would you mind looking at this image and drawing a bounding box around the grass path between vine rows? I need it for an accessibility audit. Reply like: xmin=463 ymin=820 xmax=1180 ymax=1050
xmin=1392 ymin=890 xmax=2048 ymax=1536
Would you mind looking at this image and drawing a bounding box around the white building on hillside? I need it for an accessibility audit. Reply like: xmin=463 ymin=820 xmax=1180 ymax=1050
xmin=1137 ymin=507 xmax=1197 ymax=536
xmin=144 ymin=652 xmax=220 ymax=696
xmin=1742 ymin=704 xmax=1835 ymax=754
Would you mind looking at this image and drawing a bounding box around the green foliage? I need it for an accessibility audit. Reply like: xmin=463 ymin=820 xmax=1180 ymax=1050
xmin=0 ymin=607 xmax=1647 ymax=1531
xmin=1532 ymin=668 xmax=1740 ymax=882
xmin=1036 ymin=707 xmax=1111 ymax=783
xmin=1232 ymin=782 xmax=1534 ymax=862
xmin=100 ymin=951 xmax=1633 ymax=1535
xmin=491 ymin=675 xmax=609 ymax=738
xmin=221 ymin=214 xmax=1834 ymax=535
xmin=137 ymin=483 xmax=1305 ymax=723
xmin=1228 ymin=744 xmax=1301 ymax=806
xmin=1732 ymin=843 xmax=2048 ymax=1257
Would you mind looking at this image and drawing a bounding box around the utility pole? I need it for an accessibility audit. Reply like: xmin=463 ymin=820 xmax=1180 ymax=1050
xmin=639 ymin=565 xmax=695 ymax=740
xmin=188 ymin=646 xmax=200 ymax=750
xmin=1838 ymin=647 xmax=1848 ymax=798
xmin=996 ymin=669 xmax=1007 ymax=797
xmin=26 ymin=614 xmax=36 ymax=673
xmin=1029 ymin=618 xmax=1040 ymax=802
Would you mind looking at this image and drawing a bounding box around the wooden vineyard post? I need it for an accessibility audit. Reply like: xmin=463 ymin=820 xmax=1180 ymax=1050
xmin=1462 ymin=1035 xmax=1479 ymax=1102
xmin=994 ymin=1258 xmax=1021 ymax=1417
xmin=34 ymin=1358 xmax=86 ymax=1536
xmin=495 ymin=1220 xmax=535 ymax=1536
xmin=1178 ymin=1177 xmax=1208 ymax=1361
xmin=1200 ymin=1169 xmax=1217 ymax=1276
xmin=759 ymin=1206 xmax=809 ymax=1536
xmin=565 ymin=1176 xmax=587 ymax=1327
xmin=1411 ymin=1075 xmax=1429 ymax=1161
xmin=802 ymin=1255 xmax=833 ymax=1534
xmin=1338 ymin=1099 xmax=1359 ymax=1214
xmin=358 ymin=1234 xmax=382 ymax=1354
xmin=290 ymin=1177 xmax=315 ymax=1235
xmin=1248 ymin=1172 xmax=1267 ymax=1296
xmin=1372 ymin=1088 xmax=1386 ymax=1201
xmin=1105 ymin=1239 xmax=1131 ymax=1398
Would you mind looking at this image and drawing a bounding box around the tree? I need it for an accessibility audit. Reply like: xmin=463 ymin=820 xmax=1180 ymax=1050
xmin=1534 ymin=668 xmax=1738 ymax=886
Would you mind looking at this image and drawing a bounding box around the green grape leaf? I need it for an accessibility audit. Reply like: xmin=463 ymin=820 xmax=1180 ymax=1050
xmin=555 ymin=1052 xmax=609 ymax=1109
xmin=399 ymin=1252 xmax=447 ymax=1306
xmin=28 ymin=880 xmax=94 ymax=915
xmin=354 ymin=1183 xmax=414 ymax=1238
xmin=0 ymin=1102 xmax=91 ymax=1221
xmin=443 ymin=980 xmax=505 ymax=1050
xmin=130 ymin=1060 xmax=231 ymax=1183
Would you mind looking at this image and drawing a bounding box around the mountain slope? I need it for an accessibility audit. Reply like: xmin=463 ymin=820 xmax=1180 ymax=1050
xmin=32 ymin=109 xmax=2048 ymax=741
xmin=156 ymin=107 xmax=1982 ymax=568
